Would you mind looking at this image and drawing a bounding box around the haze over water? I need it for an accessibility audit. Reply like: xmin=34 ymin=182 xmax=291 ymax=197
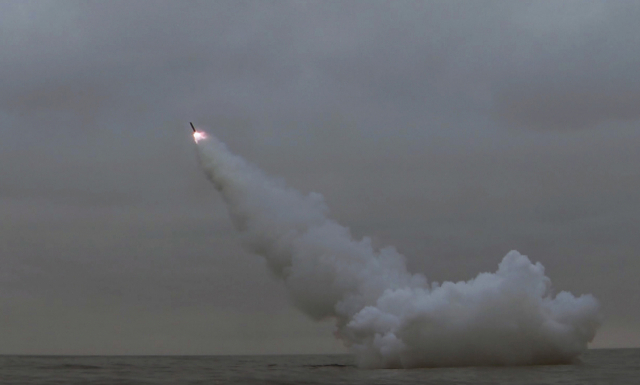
xmin=1 ymin=349 xmax=638 ymax=384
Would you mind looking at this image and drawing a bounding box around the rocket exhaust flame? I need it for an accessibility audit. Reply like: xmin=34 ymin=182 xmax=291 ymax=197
xmin=193 ymin=131 xmax=206 ymax=143
xmin=194 ymin=132 xmax=601 ymax=368
xmin=190 ymin=122 xmax=206 ymax=143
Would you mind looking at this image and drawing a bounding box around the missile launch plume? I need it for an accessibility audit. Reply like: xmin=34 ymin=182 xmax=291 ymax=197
xmin=194 ymin=131 xmax=601 ymax=368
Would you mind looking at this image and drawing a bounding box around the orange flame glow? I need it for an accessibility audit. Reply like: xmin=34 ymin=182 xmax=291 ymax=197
xmin=193 ymin=131 xmax=206 ymax=143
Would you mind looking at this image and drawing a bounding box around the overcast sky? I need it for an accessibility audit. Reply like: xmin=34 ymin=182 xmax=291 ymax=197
xmin=1 ymin=0 xmax=639 ymax=354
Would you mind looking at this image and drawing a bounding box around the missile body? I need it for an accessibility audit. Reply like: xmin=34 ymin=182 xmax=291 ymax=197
xmin=190 ymin=122 xmax=196 ymax=132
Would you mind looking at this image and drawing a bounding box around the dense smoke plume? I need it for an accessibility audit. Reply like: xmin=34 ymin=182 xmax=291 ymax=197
xmin=195 ymin=132 xmax=601 ymax=368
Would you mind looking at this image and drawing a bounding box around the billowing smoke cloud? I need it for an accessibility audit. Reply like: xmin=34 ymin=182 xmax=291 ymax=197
xmin=195 ymin=133 xmax=601 ymax=368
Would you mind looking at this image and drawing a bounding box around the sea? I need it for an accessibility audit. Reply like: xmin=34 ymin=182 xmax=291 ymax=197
xmin=0 ymin=349 xmax=637 ymax=385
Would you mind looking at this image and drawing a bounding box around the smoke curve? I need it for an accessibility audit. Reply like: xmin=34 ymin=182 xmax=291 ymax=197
xmin=195 ymin=133 xmax=601 ymax=368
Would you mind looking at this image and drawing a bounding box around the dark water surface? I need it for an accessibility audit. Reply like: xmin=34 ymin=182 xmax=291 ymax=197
xmin=1 ymin=349 xmax=637 ymax=384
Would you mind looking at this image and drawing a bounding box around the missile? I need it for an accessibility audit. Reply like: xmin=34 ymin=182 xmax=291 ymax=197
xmin=191 ymin=122 xmax=206 ymax=142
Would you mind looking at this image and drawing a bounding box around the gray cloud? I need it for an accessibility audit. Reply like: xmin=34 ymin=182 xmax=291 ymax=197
xmin=0 ymin=0 xmax=638 ymax=354
xmin=496 ymin=89 xmax=640 ymax=130
xmin=490 ymin=2 xmax=640 ymax=130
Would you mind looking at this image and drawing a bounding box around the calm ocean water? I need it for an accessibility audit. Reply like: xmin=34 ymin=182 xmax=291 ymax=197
xmin=0 ymin=349 xmax=637 ymax=385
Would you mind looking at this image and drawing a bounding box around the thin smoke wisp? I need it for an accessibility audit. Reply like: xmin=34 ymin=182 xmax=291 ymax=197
xmin=195 ymin=132 xmax=601 ymax=368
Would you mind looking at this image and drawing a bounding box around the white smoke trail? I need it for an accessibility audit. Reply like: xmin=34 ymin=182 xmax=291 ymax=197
xmin=195 ymin=133 xmax=601 ymax=368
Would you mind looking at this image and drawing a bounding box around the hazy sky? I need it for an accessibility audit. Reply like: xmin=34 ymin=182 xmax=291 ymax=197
xmin=1 ymin=0 xmax=638 ymax=354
